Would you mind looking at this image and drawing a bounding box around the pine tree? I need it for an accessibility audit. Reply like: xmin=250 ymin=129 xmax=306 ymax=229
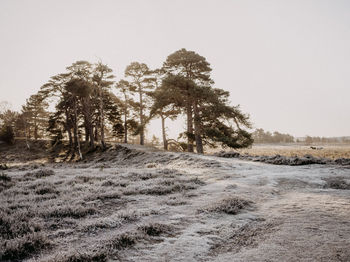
xmin=21 ymin=93 xmax=49 ymax=140
xmin=163 ymin=48 xmax=213 ymax=153
xmin=115 ymin=79 xmax=136 ymax=143
xmin=124 ymin=62 xmax=154 ymax=145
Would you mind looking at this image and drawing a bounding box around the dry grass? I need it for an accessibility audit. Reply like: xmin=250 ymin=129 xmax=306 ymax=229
xmin=237 ymin=144 xmax=350 ymax=160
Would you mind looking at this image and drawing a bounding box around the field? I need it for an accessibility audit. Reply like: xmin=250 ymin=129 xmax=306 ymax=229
xmin=1 ymin=143 xmax=350 ymax=261
xmin=236 ymin=143 xmax=350 ymax=159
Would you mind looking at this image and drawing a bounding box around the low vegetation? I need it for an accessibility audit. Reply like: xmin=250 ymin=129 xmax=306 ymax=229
xmin=24 ymin=169 xmax=55 ymax=179
xmin=323 ymin=177 xmax=350 ymax=190
xmin=138 ymin=223 xmax=174 ymax=237
xmin=199 ymin=197 xmax=253 ymax=215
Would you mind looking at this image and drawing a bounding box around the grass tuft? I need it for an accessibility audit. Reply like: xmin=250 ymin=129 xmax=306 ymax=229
xmin=138 ymin=223 xmax=174 ymax=237
xmin=199 ymin=197 xmax=253 ymax=215
xmin=0 ymin=172 xmax=13 ymax=192
xmin=25 ymin=169 xmax=55 ymax=179
xmin=51 ymin=251 xmax=108 ymax=262
xmin=108 ymin=233 xmax=137 ymax=250
xmin=323 ymin=177 xmax=350 ymax=190
xmin=43 ymin=206 xmax=97 ymax=219
xmin=0 ymin=233 xmax=50 ymax=261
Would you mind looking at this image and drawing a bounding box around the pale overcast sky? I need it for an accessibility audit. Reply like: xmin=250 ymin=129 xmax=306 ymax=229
xmin=0 ymin=0 xmax=349 ymax=138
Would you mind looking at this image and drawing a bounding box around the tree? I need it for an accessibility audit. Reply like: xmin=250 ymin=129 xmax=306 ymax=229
xmin=0 ymin=125 xmax=14 ymax=144
xmin=115 ymin=79 xmax=135 ymax=143
xmin=40 ymin=72 xmax=74 ymax=148
xmin=150 ymin=77 xmax=180 ymax=150
xmin=124 ymin=62 xmax=153 ymax=145
xmin=163 ymin=48 xmax=213 ymax=152
xmin=154 ymin=74 xmax=253 ymax=151
xmin=199 ymin=88 xmax=253 ymax=149
xmin=93 ymin=62 xmax=115 ymax=149
xmin=21 ymin=93 xmax=49 ymax=140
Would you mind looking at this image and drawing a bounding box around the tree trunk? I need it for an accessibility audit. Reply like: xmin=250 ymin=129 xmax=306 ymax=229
xmin=24 ymin=122 xmax=30 ymax=150
xmin=67 ymin=128 xmax=73 ymax=148
xmin=83 ymin=98 xmax=94 ymax=149
xmin=139 ymin=88 xmax=144 ymax=145
xmin=186 ymin=101 xmax=194 ymax=152
xmin=34 ymin=115 xmax=38 ymax=141
xmin=73 ymin=99 xmax=82 ymax=160
xmin=193 ymin=102 xmax=203 ymax=154
xmin=84 ymin=124 xmax=89 ymax=142
xmin=99 ymin=87 xmax=106 ymax=149
xmin=88 ymin=125 xmax=94 ymax=148
xmin=34 ymin=125 xmax=38 ymax=140
xmin=161 ymin=115 xmax=168 ymax=150
xmin=124 ymin=111 xmax=128 ymax=144
xmin=64 ymin=110 xmax=73 ymax=148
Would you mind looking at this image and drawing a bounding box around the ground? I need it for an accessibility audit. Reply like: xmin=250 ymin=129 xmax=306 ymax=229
xmin=1 ymin=143 xmax=350 ymax=261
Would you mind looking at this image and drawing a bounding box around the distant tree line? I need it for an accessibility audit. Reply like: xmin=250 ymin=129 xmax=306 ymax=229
xmin=252 ymin=128 xmax=350 ymax=145
xmin=302 ymin=136 xmax=350 ymax=144
xmin=0 ymin=48 xmax=254 ymax=158
xmin=252 ymin=128 xmax=294 ymax=143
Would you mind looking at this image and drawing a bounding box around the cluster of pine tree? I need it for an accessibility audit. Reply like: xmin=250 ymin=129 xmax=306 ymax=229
xmin=0 ymin=49 xmax=253 ymax=157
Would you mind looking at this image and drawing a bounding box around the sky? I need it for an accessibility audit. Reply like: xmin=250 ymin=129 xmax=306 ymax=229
xmin=0 ymin=0 xmax=349 ymax=138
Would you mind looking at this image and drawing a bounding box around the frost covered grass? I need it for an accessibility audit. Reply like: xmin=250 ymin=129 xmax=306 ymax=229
xmin=1 ymin=233 xmax=50 ymax=261
xmin=0 ymin=172 xmax=13 ymax=192
xmin=323 ymin=177 xmax=350 ymax=190
xmin=24 ymin=169 xmax=55 ymax=179
xmin=0 ymin=207 xmax=50 ymax=261
xmin=210 ymin=220 xmax=278 ymax=254
xmin=199 ymin=197 xmax=253 ymax=215
xmin=138 ymin=223 xmax=175 ymax=237
xmin=0 ymin=147 xmax=207 ymax=261
xmin=2 ymin=144 xmax=348 ymax=261
xmin=48 ymin=251 xmax=108 ymax=262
